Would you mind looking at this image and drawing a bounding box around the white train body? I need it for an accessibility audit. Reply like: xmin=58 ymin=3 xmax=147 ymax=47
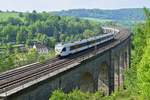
xmin=55 ymin=27 xmax=119 ymax=56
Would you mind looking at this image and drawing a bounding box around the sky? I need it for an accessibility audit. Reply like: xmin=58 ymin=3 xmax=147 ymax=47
xmin=0 ymin=0 xmax=150 ymax=12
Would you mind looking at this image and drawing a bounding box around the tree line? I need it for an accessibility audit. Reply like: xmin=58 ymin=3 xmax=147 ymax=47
xmin=0 ymin=11 xmax=103 ymax=48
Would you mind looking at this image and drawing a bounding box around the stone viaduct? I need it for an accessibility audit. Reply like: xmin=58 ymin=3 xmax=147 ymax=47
xmin=0 ymin=28 xmax=131 ymax=100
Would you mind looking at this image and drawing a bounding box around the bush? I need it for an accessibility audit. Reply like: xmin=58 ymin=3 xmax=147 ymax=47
xmin=50 ymin=90 xmax=67 ymax=100
xmin=50 ymin=89 xmax=105 ymax=100
xmin=68 ymin=89 xmax=91 ymax=100
xmin=38 ymin=55 xmax=46 ymax=63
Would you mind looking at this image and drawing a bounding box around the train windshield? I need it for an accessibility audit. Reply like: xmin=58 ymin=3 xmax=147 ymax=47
xmin=62 ymin=47 xmax=66 ymax=52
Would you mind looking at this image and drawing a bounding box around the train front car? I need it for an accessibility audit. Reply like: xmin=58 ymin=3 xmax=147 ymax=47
xmin=55 ymin=43 xmax=63 ymax=56
xmin=55 ymin=43 xmax=69 ymax=57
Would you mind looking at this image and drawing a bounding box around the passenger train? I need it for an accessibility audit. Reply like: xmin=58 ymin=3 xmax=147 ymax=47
xmin=55 ymin=27 xmax=119 ymax=56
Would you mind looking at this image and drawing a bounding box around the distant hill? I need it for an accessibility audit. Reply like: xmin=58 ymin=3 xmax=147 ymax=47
xmin=53 ymin=8 xmax=145 ymax=21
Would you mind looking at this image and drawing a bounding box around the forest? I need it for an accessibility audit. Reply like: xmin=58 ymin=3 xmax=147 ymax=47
xmin=0 ymin=11 xmax=103 ymax=47
xmin=0 ymin=11 xmax=103 ymax=72
xmin=50 ymin=8 xmax=150 ymax=100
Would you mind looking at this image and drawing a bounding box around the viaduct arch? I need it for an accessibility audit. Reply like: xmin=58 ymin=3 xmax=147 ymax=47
xmin=80 ymin=72 xmax=95 ymax=92
xmin=98 ymin=62 xmax=109 ymax=95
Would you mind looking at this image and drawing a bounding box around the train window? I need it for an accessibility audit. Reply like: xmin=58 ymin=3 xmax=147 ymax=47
xmin=62 ymin=47 xmax=66 ymax=52
xmin=97 ymin=38 xmax=101 ymax=42
xmin=101 ymin=37 xmax=105 ymax=40
xmin=70 ymin=46 xmax=74 ymax=50
xmin=87 ymin=40 xmax=96 ymax=45
xmin=70 ymin=44 xmax=78 ymax=50
xmin=70 ymin=42 xmax=88 ymax=51
xmin=80 ymin=42 xmax=87 ymax=47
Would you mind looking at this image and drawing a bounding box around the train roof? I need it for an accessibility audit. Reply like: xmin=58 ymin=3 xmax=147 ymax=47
xmin=60 ymin=32 xmax=114 ymax=47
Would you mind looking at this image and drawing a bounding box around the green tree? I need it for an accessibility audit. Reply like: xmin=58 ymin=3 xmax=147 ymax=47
xmin=26 ymin=48 xmax=38 ymax=63
xmin=49 ymin=37 xmax=57 ymax=48
xmin=83 ymin=29 xmax=96 ymax=39
xmin=136 ymin=8 xmax=150 ymax=99
xmin=16 ymin=32 xmax=23 ymax=44
xmin=26 ymin=31 xmax=33 ymax=45
xmin=125 ymin=8 xmax=150 ymax=99
xmin=138 ymin=39 xmax=150 ymax=99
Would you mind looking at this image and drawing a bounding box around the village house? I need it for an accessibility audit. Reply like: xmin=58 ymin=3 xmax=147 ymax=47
xmin=33 ymin=43 xmax=49 ymax=54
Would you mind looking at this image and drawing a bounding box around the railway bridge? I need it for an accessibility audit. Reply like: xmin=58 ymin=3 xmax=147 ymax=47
xmin=0 ymin=28 xmax=131 ymax=100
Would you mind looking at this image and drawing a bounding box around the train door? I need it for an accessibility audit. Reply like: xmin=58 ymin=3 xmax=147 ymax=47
xmin=66 ymin=47 xmax=70 ymax=55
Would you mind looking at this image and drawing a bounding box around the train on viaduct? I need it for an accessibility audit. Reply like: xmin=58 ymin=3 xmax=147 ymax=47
xmin=0 ymin=27 xmax=131 ymax=100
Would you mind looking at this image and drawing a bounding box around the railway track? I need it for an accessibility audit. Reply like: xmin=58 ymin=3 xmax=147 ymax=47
xmin=0 ymin=58 xmax=76 ymax=93
xmin=0 ymin=57 xmax=59 ymax=80
xmin=0 ymin=48 xmax=86 ymax=93
xmin=0 ymin=28 xmax=130 ymax=95
xmin=0 ymin=58 xmax=65 ymax=86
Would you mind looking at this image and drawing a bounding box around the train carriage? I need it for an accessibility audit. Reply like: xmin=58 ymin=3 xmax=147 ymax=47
xmin=55 ymin=27 xmax=119 ymax=57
